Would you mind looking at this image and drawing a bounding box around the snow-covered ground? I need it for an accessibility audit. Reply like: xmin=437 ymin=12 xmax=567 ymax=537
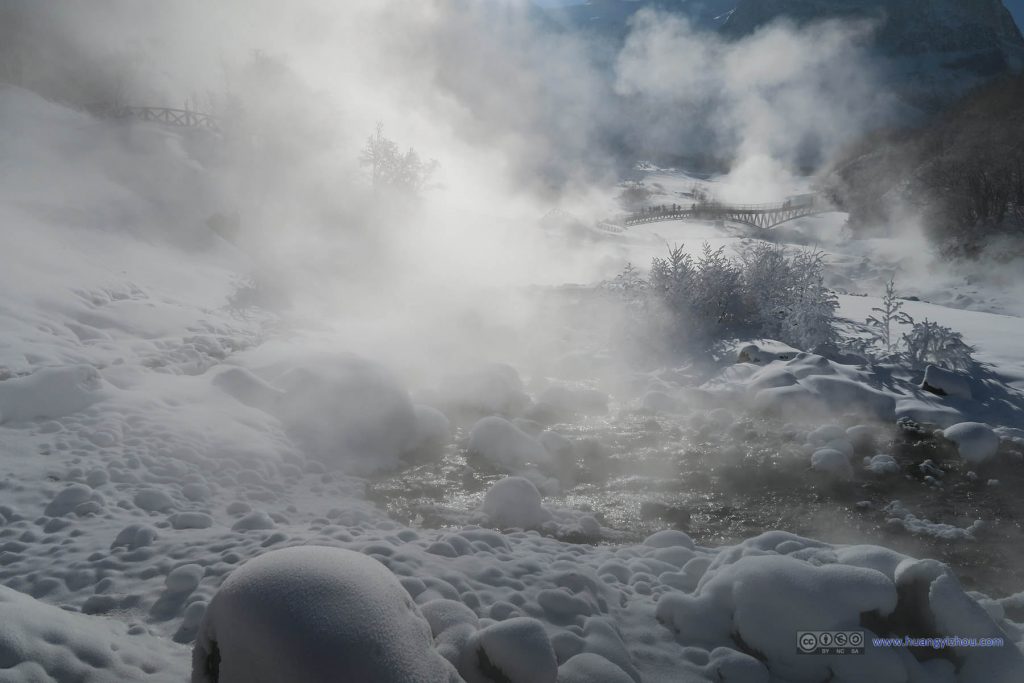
xmin=2 ymin=89 xmax=1024 ymax=682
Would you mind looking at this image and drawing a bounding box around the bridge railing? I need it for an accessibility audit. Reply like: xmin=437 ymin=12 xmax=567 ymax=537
xmin=618 ymin=195 xmax=828 ymax=228
xmin=84 ymin=104 xmax=222 ymax=131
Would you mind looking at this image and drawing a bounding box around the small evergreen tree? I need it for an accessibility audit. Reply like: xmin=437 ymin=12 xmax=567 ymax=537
xmin=865 ymin=278 xmax=913 ymax=355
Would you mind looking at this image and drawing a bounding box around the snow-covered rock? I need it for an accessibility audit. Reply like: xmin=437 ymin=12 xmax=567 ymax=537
xmin=864 ymin=454 xmax=900 ymax=475
xmin=483 ymin=476 xmax=552 ymax=529
xmin=811 ymin=448 xmax=853 ymax=480
xmin=407 ymin=404 xmax=451 ymax=460
xmin=459 ymin=617 xmax=558 ymax=683
xmin=192 ymin=546 xmax=457 ymax=683
xmin=0 ymin=365 xmax=106 ymax=423
xmin=736 ymin=340 xmax=800 ymax=365
xmin=468 ymin=416 xmax=550 ymax=472
xmin=557 ymin=653 xmax=634 ymax=683
xmin=943 ymin=422 xmax=1001 ymax=466
xmin=921 ymin=365 xmax=973 ymax=400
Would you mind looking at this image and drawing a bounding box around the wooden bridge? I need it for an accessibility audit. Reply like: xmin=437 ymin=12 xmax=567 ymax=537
xmin=621 ymin=195 xmax=830 ymax=230
xmin=85 ymin=104 xmax=221 ymax=132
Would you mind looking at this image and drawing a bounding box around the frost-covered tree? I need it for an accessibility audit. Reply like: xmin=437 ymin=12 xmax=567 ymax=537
xmin=865 ymin=278 xmax=912 ymax=354
xmin=360 ymin=123 xmax=438 ymax=197
xmin=901 ymin=319 xmax=975 ymax=372
xmin=620 ymin=242 xmax=838 ymax=357
xmin=855 ymin=278 xmax=974 ymax=370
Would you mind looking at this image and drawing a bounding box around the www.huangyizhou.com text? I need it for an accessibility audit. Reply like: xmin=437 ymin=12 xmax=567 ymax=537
xmin=873 ymin=636 xmax=1006 ymax=649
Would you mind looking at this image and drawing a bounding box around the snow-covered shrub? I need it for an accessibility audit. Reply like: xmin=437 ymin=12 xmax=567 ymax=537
xmin=852 ymin=278 xmax=974 ymax=371
xmin=902 ymin=318 xmax=975 ymax=372
xmin=192 ymin=546 xmax=458 ymax=683
xmin=613 ymin=243 xmax=838 ymax=357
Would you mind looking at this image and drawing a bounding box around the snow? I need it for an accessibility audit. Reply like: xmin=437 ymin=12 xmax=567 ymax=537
xmin=0 ymin=584 xmax=189 ymax=681
xmin=865 ymin=454 xmax=901 ymax=475
xmin=0 ymin=85 xmax=1022 ymax=683
xmin=0 ymin=365 xmax=107 ymax=424
xmin=462 ymin=617 xmax=558 ymax=683
xmin=273 ymin=356 xmax=419 ymax=475
xmin=810 ymin=448 xmax=853 ymax=480
xmin=558 ymin=653 xmax=635 ymax=683
xmin=943 ymin=422 xmax=1002 ymax=466
xmin=192 ymin=546 xmax=458 ymax=683
xmin=468 ymin=416 xmax=551 ymax=472
xmin=482 ymin=476 xmax=552 ymax=529
xmin=922 ymin=365 xmax=973 ymax=400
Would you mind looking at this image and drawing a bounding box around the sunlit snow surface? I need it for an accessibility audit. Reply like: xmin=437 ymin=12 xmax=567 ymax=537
xmin=2 ymin=89 xmax=1024 ymax=681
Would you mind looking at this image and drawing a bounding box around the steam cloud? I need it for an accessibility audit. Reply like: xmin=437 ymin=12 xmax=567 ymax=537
xmin=0 ymin=0 xmax=899 ymax=375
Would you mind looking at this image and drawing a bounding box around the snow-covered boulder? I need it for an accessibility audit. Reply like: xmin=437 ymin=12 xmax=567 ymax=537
xmin=943 ymin=422 xmax=1001 ymax=466
xmin=192 ymin=546 xmax=457 ymax=683
xmin=864 ymin=454 xmax=900 ymax=476
xmin=405 ymin=404 xmax=451 ymax=462
xmin=736 ymin=341 xmax=800 ymax=365
xmin=468 ymin=416 xmax=550 ymax=472
xmin=557 ymin=653 xmax=634 ymax=683
xmin=655 ymin=553 xmax=899 ymax=680
xmin=458 ymin=617 xmax=558 ymax=683
xmin=811 ymin=448 xmax=853 ymax=480
xmin=274 ymin=355 xmax=417 ymax=475
xmin=45 ymin=483 xmax=102 ymax=516
xmin=483 ymin=476 xmax=552 ymax=529
xmin=921 ymin=365 xmax=972 ymax=400
xmin=0 ymin=365 xmax=106 ymax=424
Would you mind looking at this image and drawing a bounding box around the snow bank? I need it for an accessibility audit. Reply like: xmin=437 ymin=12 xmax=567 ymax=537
xmin=192 ymin=546 xmax=457 ymax=683
xmin=0 ymin=585 xmax=187 ymax=681
xmin=0 ymin=365 xmax=106 ymax=423
xmin=922 ymin=365 xmax=973 ymax=400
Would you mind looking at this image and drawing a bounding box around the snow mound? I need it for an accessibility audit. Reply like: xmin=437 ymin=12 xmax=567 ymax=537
xmin=459 ymin=617 xmax=557 ymax=683
xmin=274 ymin=355 xmax=417 ymax=475
xmin=468 ymin=416 xmax=550 ymax=472
xmin=483 ymin=476 xmax=552 ymax=530
xmin=192 ymin=546 xmax=457 ymax=683
xmin=922 ymin=365 xmax=972 ymax=400
xmin=557 ymin=652 xmax=634 ymax=683
xmin=0 ymin=585 xmax=187 ymax=681
xmin=657 ymin=550 xmax=899 ymax=681
xmin=736 ymin=340 xmax=800 ymax=365
xmin=407 ymin=404 xmax=451 ymax=461
xmin=864 ymin=454 xmax=900 ymax=475
xmin=943 ymin=422 xmax=1001 ymax=466
xmin=811 ymin=448 xmax=853 ymax=480
xmin=0 ymin=365 xmax=106 ymax=423
xmin=711 ymin=346 xmax=897 ymax=421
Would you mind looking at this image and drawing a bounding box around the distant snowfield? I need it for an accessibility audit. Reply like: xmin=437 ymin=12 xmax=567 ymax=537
xmin=2 ymin=88 xmax=1024 ymax=681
